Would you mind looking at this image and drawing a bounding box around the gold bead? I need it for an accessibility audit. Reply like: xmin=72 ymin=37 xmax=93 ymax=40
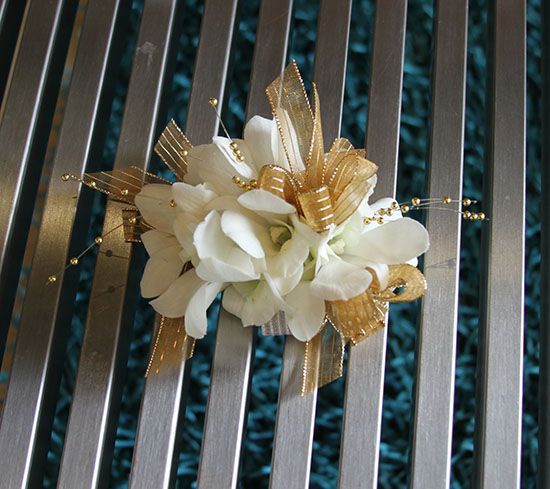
xmin=478 ymin=212 xmax=486 ymax=220
xmin=411 ymin=197 xmax=421 ymax=206
xmin=471 ymin=213 xmax=479 ymax=220
xmin=377 ymin=217 xmax=384 ymax=224
xmin=363 ymin=217 xmax=372 ymax=225
xmin=463 ymin=198 xmax=472 ymax=207
xmin=48 ymin=275 xmax=57 ymax=283
xmin=401 ymin=205 xmax=410 ymax=213
xmin=91 ymin=181 xmax=97 ymax=188
xmin=208 ymin=97 xmax=218 ymax=107
xmin=70 ymin=257 xmax=79 ymax=266
xmin=95 ymin=236 xmax=103 ymax=244
xmin=61 ymin=173 xmax=70 ymax=181
xmin=232 ymin=175 xmax=241 ymax=184
xmin=237 ymin=155 xmax=245 ymax=162
xmin=128 ymin=217 xmax=137 ymax=225
xmin=387 ymin=209 xmax=393 ymax=216
xmin=180 ymin=149 xmax=188 ymax=157
xmin=169 ymin=199 xmax=176 ymax=207
xmin=249 ymin=179 xmax=258 ymax=188
xmin=235 ymin=150 xmax=242 ymax=157
xmin=463 ymin=211 xmax=471 ymax=219
xmin=378 ymin=208 xmax=386 ymax=216
xmin=230 ymin=142 xmax=238 ymax=150
xmin=443 ymin=196 xmax=452 ymax=204
xmin=120 ymin=188 xmax=129 ymax=196
xmin=391 ymin=201 xmax=399 ymax=210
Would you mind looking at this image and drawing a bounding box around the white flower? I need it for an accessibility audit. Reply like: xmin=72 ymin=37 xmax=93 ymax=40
xmin=135 ymin=115 xmax=429 ymax=343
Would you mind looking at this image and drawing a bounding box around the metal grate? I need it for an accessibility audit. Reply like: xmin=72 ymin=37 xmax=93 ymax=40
xmin=0 ymin=0 xmax=530 ymax=488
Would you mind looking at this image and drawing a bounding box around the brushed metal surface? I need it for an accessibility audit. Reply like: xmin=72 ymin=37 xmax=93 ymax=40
xmin=197 ymin=311 xmax=254 ymax=488
xmin=56 ymin=2 xmax=180 ymax=488
xmin=129 ymin=1 xmax=238 ymax=487
xmin=474 ymin=1 xmax=526 ymax=487
xmin=409 ymin=2 xmax=468 ymax=488
xmin=0 ymin=0 xmax=76 ymax=364
xmin=539 ymin=1 xmax=550 ymax=486
xmin=269 ymin=2 xmax=351 ymax=488
xmin=195 ymin=1 xmax=290 ymax=487
xmin=337 ymin=2 xmax=407 ymax=487
xmin=0 ymin=1 xmax=122 ymax=488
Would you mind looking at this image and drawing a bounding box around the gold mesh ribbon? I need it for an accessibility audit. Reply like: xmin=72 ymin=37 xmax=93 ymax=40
xmin=260 ymin=62 xmax=378 ymax=228
xmin=146 ymin=316 xmax=195 ymax=376
xmin=154 ymin=119 xmax=192 ymax=181
xmin=301 ymin=322 xmax=346 ymax=395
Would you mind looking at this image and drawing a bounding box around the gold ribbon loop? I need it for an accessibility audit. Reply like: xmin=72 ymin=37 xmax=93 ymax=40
xmin=297 ymin=186 xmax=335 ymax=232
xmin=375 ymin=264 xmax=427 ymax=303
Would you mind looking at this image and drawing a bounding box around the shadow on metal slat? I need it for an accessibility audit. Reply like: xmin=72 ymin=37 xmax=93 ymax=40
xmin=129 ymin=1 xmax=239 ymax=487
xmin=269 ymin=2 xmax=352 ymax=488
xmin=337 ymin=2 xmax=407 ymax=488
xmin=55 ymin=1 xmax=182 ymax=488
xmin=0 ymin=0 xmax=78 ymax=366
xmin=475 ymin=1 xmax=526 ymax=488
xmin=195 ymin=2 xmax=291 ymax=487
xmin=409 ymin=1 xmax=468 ymax=488
xmin=0 ymin=0 xmax=127 ymax=487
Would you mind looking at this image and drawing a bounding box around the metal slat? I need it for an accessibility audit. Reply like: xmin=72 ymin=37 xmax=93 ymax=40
xmin=337 ymin=2 xmax=407 ymax=487
xmin=55 ymin=2 xmax=180 ymax=488
xmin=0 ymin=0 xmax=127 ymax=487
xmin=409 ymin=1 xmax=468 ymax=487
xmin=0 ymin=0 xmax=76 ymax=365
xmin=128 ymin=1 xmax=239 ymax=487
xmin=539 ymin=0 xmax=550 ymax=486
xmin=269 ymin=2 xmax=352 ymax=488
xmin=195 ymin=2 xmax=292 ymax=486
xmin=474 ymin=1 xmax=525 ymax=487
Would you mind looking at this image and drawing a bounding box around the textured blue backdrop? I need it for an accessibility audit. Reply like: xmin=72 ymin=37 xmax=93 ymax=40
xmin=40 ymin=0 xmax=542 ymax=487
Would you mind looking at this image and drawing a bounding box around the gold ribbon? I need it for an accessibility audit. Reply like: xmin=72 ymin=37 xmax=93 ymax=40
xmin=301 ymin=264 xmax=427 ymax=394
xmin=146 ymin=316 xmax=195 ymax=376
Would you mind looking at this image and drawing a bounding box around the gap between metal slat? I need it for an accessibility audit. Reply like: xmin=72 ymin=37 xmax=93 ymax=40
xmin=538 ymin=0 xmax=550 ymax=486
xmin=409 ymin=2 xmax=468 ymax=488
xmin=0 ymin=0 xmax=27 ymax=105
xmin=0 ymin=0 xmax=77 ymax=368
xmin=474 ymin=1 xmax=525 ymax=488
xmin=269 ymin=1 xmax=352 ymax=488
xmin=55 ymin=2 xmax=180 ymax=488
xmin=129 ymin=1 xmax=239 ymax=487
xmin=337 ymin=1 xmax=407 ymax=487
xmin=0 ymin=1 xmax=127 ymax=487
xmin=195 ymin=1 xmax=292 ymax=486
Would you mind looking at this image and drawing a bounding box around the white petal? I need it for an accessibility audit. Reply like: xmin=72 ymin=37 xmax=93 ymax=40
xmin=243 ymin=116 xmax=278 ymax=170
xmin=196 ymin=255 xmax=259 ymax=282
xmin=185 ymin=281 xmax=224 ymax=339
xmin=135 ymin=184 xmax=179 ymax=234
xmin=187 ymin=138 xmax=256 ymax=196
xmin=222 ymin=282 xmax=279 ymax=326
xmin=267 ymin=233 xmax=309 ymax=277
xmin=285 ymin=282 xmax=326 ymax=341
xmin=140 ymin=245 xmax=184 ymax=298
xmin=220 ymin=210 xmax=266 ymax=259
xmin=193 ymin=211 xmax=259 ymax=281
xmin=351 ymin=217 xmax=429 ymax=264
xmin=172 ymin=182 xmax=216 ymax=217
xmin=149 ymin=269 xmax=204 ymax=318
xmin=238 ymin=189 xmax=296 ymax=214
xmin=173 ymin=213 xmax=199 ymax=259
xmin=141 ymin=229 xmax=179 ymax=256
xmin=311 ymin=258 xmax=372 ymax=301
xmin=269 ymin=266 xmax=303 ymax=296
